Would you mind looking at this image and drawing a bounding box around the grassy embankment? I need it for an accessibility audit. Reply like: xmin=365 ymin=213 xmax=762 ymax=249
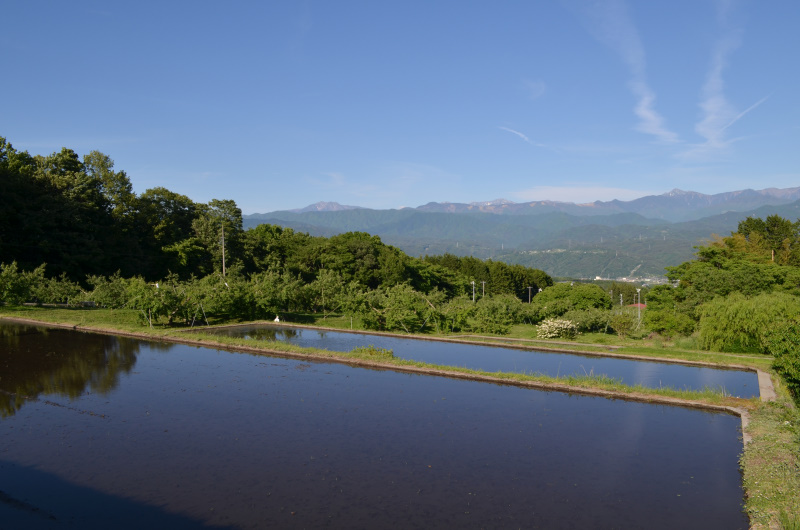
xmin=0 ymin=305 xmax=797 ymax=528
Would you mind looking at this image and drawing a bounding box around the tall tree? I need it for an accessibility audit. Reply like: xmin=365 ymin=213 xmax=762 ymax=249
xmin=135 ymin=187 xmax=201 ymax=278
xmin=83 ymin=151 xmax=134 ymax=218
xmin=192 ymin=199 xmax=244 ymax=275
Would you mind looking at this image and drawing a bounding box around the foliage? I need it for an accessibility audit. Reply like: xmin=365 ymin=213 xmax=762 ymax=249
xmin=608 ymin=281 xmax=642 ymax=306
xmin=0 ymin=262 xmax=45 ymax=304
xmin=735 ymin=214 xmax=800 ymax=265
xmin=608 ymin=307 xmax=638 ymax=338
xmin=560 ymin=308 xmax=609 ymax=333
xmin=762 ymin=318 xmax=800 ymax=402
xmin=537 ymin=318 xmax=579 ymax=339
xmin=698 ymin=292 xmax=800 ymax=353
xmin=86 ymin=272 xmax=130 ymax=308
xmin=529 ymin=282 xmax=612 ymax=323
xmin=438 ymin=295 xmax=475 ymax=333
xmin=31 ymin=273 xmax=83 ymax=305
xmin=651 ymin=214 xmax=800 ymax=340
xmin=642 ymin=284 xmax=696 ymax=338
xmin=424 ymin=253 xmax=552 ymax=302
xmin=472 ymin=294 xmax=522 ymax=334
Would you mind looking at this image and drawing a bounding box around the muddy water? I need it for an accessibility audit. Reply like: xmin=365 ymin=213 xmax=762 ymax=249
xmin=207 ymin=324 xmax=760 ymax=398
xmin=0 ymin=322 xmax=748 ymax=528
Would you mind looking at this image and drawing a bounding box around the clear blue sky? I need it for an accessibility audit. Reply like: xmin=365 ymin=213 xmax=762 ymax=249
xmin=3 ymin=1 xmax=798 ymax=214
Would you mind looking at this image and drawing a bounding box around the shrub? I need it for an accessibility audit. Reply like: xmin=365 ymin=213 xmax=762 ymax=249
xmin=561 ymin=308 xmax=609 ymax=333
xmin=32 ymin=273 xmax=83 ymax=305
xmin=763 ymin=318 xmax=800 ymax=403
xmin=698 ymin=292 xmax=800 ymax=353
xmin=472 ymin=294 xmax=523 ymax=335
xmin=537 ymin=318 xmax=579 ymax=340
xmin=87 ymin=272 xmax=130 ymax=308
xmin=0 ymin=262 xmax=45 ymax=304
xmin=608 ymin=308 xmax=638 ymax=338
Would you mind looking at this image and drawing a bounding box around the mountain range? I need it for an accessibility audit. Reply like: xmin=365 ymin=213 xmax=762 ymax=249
xmin=244 ymin=188 xmax=800 ymax=280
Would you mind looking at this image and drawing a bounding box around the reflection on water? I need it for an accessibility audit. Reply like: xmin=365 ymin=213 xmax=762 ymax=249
xmin=0 ymin=323 xmax=748 ymax=528
xmin=208 ymin=324 xmax=760 ymax=398
xmin=0 ymin=322 xmax=141 ymax=417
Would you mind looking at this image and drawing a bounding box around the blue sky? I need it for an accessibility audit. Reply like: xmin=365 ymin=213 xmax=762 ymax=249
xmin=3 ymin=1 xmax=798 ymax=214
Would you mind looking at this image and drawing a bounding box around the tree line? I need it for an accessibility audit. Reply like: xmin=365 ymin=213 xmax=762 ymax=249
xmin=1 ymin=136 xmax=560 ymax=330
xmin=3 ymin=135 xmax=800 ymax=400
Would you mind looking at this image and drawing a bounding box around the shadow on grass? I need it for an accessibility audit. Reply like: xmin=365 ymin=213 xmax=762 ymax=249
xmin=0 ymin=460 xmax=233 ymax=529
xmin=280 ymin=312 xmax=317 ymax=324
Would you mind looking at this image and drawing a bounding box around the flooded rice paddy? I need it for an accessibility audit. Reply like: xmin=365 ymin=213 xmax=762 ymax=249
xmin=0 ymin=322 xmax=748 ymax=528
xmin=206 ymin=324 xmax=760 ymax=398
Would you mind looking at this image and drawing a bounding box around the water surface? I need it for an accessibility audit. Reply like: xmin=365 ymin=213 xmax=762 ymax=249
xmin=208 ymin=324 xmax=759 ymax=398
xmin=0 ymin=322 xmax=748 ymax=528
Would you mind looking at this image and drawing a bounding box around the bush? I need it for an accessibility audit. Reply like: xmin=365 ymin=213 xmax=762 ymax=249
xmin=32 ymin=273 xmax=83 ymax=305
xmin=608 ymin=308 xmax=638 ymax=338
xmin=534 ymin=282 xmax=612 ymax=311
xmin=561 ymin=308 xmax=609 ymax=333
xmin=87 ymin=272 xmax=130 ymax=308
xmin=0 ymin=262 xmax=45 ymax=304
xmin=537 ymin=318 xmax=579 ymax=340
xmin=763 ymin=319 xmax=800 ymax=403
xmin=698 ymin=292 xmax=800 ymax=353
xmin=472 ymin=294 xmax=523 ymax=334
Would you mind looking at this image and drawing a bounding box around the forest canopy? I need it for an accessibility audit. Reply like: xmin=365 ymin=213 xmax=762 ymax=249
xmin=0 ymin=135 xmax=555 ymax=330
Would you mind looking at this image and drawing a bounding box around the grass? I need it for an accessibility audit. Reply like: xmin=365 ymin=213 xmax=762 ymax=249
xmin=740 ymin=396 xmax=800 ymax=529
xmin=1 ymin=304 xmax=798 ymax=526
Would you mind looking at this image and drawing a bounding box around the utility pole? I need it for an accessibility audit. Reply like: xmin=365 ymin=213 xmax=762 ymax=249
xmin=481 ymin=281 xmax=486 ymax=297
xmin=636 ymin=288 xmax=641 ymax=327
xmin=528 ymin=286 xmax=532 ymax=303
xmin=471 ymin=281 xmax=475 ymax=302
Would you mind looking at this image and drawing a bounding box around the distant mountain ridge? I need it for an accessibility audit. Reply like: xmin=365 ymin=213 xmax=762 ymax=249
xmin=287 ymin=201 xmax=363 ymax=213
xmin=243 ymin=187 xmax=800 ymax=279
xmin=411 ymin=187 xmax=800 ymax=222
xmin=252 ymin=186 xmax=800 ymax=222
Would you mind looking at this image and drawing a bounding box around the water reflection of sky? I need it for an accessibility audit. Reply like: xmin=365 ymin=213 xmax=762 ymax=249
xmin=208 ymin=324 xmax=760 ymax=398
xmin=0 ymin=324 xmax=748 ymax=529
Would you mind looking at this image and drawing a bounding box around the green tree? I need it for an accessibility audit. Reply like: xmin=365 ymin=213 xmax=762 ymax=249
xmin=532 ymin=282 xmax=611 ymax=316
xmin=642 ymin=285 xmax=695 ymax=337
xmin=472 ymin=294 xmax=522 ymax=334
xmin=83 ymin=150 xmax=134 ymax=218
xmin=135 ymin=187 xmax=200 ymax=278
xmin=608 ymin=307 xmax=638 ymax=338
xmin=762 ymin=318 xmax=800 ymax=402
xmin=609 ymin=281 xmax=640 ymax=306
xmin=192 ymin=199 xmax=244 ymax=275
xmin=0 ymin=262 xmax=45 ymax=304
xmin=698 ymin=292 xmax=800 ymax=353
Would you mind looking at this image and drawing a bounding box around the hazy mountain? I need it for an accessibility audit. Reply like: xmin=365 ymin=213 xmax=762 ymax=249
xmin=242 ymin=188 xmax=800 ymax=279
xmin=404 ymin=187 xmax=800 ymax=222
xmin=284 ymin=201 xmax=364 ymax=214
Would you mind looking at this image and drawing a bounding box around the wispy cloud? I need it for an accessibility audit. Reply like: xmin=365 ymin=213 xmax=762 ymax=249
xmin=570 ymin=0 xmax=679 ymax=144
xmin=722 ymin=94 xmax=770 ymax=132
xmin=498 ymin=126 xmax=550 ymax=149
xmin=679 ymin=0 xmax=768 ymax=160
xmin=513 ymin=185 xmax=658 ymax=204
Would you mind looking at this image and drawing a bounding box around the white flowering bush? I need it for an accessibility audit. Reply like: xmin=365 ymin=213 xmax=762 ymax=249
xmin=537 ymin=318 xmax=579 ymax=339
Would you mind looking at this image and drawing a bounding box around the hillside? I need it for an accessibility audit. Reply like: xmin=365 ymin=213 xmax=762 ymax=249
xmin=243 ymin=192 xmax=800 ymax=279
